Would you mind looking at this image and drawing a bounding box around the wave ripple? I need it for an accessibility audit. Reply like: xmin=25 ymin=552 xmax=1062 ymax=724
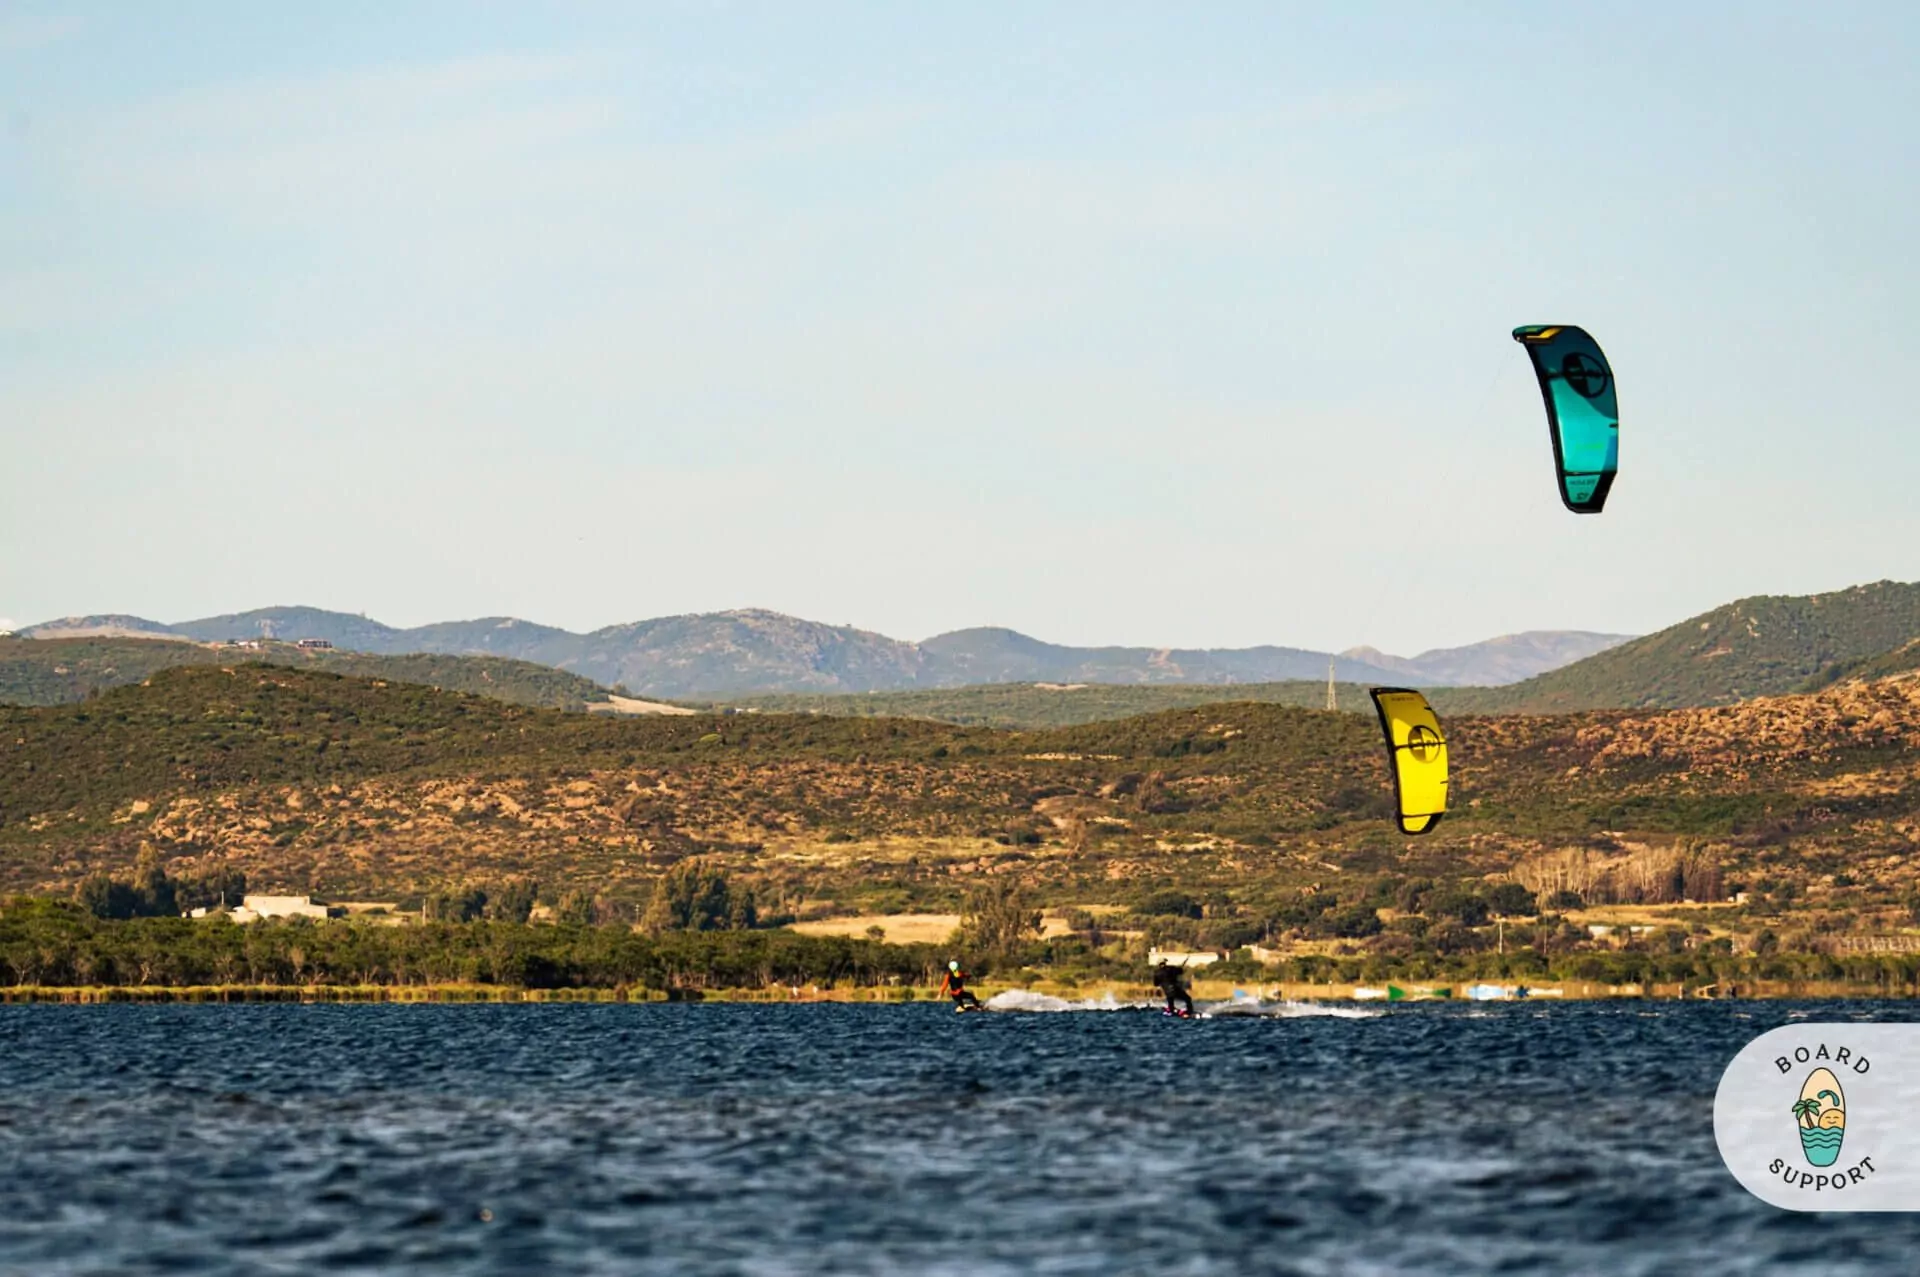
xmin=3 ymin=1001 xmax=1918 ymax=1274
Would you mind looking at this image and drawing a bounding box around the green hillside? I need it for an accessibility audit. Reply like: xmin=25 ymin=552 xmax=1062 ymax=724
xmin=0 ymin=665 xmax=973 ymax=832
xmin=1797 ymin=638 xmax=1920 ymax=692
xmin=287 ymin=649 xmax=613 ymax=711
xmin=1439 ymin=580 xmax=1920 ymax=713
xmin=6 ymin=661 xmax=1920 ymax=916
xmin=705 ymin=680 xmax=1379 ymax=727
xmin=9 ymin=664 xmax=1920 ymax=997
xmin=0 ymin=638 xmax=194 ymax=705
xmin=0 ymin=637 xmax=614 ymax=713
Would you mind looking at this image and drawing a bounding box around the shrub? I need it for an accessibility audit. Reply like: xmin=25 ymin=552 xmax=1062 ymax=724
xmin=1486 ymin=883 xmax=1536 ymax=917
xmin=1328 ymin=905 xmax=1383 ymax=939
xmin=1138 ymin=890 xmax=1203 ymax=919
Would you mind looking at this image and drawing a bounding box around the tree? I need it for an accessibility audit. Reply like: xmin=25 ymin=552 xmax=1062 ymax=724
xmin=131 ymin=849 xmax=178 ymax=918
xmin=554 ymin=889 xmax=597 ymax=926
xmin=1426 ymin=920 xmax=1483 ymax=955
xmin=177 ymin=864 xmax=248 ymax=912
xmin=957 ymin=880 xmax=1041 ymax=956
xmin=487 ymin=878 xmax=538 ymax=924
xmin=1138 ymin=890 xmax=1201 ymax=919
xmin=641 ymin=859 xmax=757 ymax=934
xmin=1427 ymin=889 xmax=1490 ymax=928
xmin=1486 ymin=883 xmax=1536 ymax=918
xmin=1329 ymin=905 xmax=1383 ymax=939
xmin=1394 ymin=878 xmax=1437 ymax=914
xmin=425 ymin=886 xmax=488 ymax=923
xmin=75 ymin=855 xmax=184 ymax=920
xmin=76 ymin=873 xmax=138 ymax=920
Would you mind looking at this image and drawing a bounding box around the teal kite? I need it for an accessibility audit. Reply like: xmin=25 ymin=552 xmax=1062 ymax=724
xmin=1512 ymin=325 xmax=1618 ymax=514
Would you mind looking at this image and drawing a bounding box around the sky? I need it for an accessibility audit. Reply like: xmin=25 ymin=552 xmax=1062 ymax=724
xmin=4 ymin=2 xmax=1918 ymax=654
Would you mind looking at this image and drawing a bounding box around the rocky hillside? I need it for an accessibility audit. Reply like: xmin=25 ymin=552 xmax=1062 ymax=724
xmin=3 ymin=665 xmax=1916 ymax=918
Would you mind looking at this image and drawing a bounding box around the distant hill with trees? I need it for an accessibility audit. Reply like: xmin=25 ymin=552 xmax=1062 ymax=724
xmin=25 ymin=577 xmax=1918 ymax=711
xmin=0 ymin=637 xmax=614 ymax=712
xmin=5 ymin=661 xmax=1918 ymax=927
xmin=17 ymin=606 xmax=1621 ymax=695
xmin=1439 ymin=580 xmax=1920 ymax=713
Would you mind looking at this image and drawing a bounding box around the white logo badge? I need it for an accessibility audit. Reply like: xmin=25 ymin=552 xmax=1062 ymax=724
xmin=1714 ymin=1024 xmax=1920 ymax=1210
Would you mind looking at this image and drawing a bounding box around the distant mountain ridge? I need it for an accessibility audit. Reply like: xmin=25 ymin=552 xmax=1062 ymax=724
xmin=22 ymin=615 xmax=190 ymax=642
xmin=18 ymin=606 xmax=1625 ymax=697
xmin=1442 ymin=580 xmax=1920 ymax=713
xmin=1340 ymin=631 xmax=1633 ymax=686
xmin=913 ymin=626 xmax=1415 ymax=687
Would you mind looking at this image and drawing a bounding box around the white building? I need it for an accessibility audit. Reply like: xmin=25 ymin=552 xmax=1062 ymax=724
xmin=1148 ymin=947 xmax=1223 ymax=967
xmin=240 ymin=894 xmax=330 ymax=921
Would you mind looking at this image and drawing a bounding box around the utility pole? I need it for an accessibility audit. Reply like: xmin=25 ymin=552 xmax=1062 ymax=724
xmin=1326 ymin=656 xmax=1337 ymax=712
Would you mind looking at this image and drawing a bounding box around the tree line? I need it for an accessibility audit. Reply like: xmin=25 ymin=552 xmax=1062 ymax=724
xmin=7 ymin=892 xmax=1920 ymax=995
xmin=0 ymin=898 xmax=942 ymax=991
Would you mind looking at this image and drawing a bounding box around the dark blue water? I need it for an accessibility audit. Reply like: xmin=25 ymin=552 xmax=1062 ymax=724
xmin=3 ymin=1001 xmax=1918 ymax=1275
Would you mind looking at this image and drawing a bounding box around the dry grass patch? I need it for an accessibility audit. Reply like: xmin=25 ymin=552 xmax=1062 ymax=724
xmin=790 ymin=913 xmax=963 ymax=945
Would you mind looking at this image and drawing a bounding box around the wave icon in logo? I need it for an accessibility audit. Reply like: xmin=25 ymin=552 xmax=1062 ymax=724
xmin=1793 ymin=1067 xmax=1846 ymax=1168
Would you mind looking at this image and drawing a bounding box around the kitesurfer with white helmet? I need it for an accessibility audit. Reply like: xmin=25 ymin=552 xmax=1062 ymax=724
xmin=940 ymin=959 xmax=981 ymax=1011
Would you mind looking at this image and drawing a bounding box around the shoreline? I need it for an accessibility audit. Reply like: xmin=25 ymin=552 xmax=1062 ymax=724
xmin=0 ymin=978 xmax=1908 ymax=1005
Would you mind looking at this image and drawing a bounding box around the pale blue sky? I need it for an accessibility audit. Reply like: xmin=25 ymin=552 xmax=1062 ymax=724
xmin=4 ymin=2 xmax=1917 ymax=653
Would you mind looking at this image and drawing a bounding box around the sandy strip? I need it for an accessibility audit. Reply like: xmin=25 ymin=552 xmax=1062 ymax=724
xmin=587 ymin=695 xmax=699 ymax=716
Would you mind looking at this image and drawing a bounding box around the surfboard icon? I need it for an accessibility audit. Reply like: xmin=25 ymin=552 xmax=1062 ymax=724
xmin=1793 ymin=1068 xmax=1846 ymax=1168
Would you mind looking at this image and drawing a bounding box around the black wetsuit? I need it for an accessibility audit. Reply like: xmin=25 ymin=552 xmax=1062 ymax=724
xmin=1152 ymin=965 xmax=1193 ymax=1016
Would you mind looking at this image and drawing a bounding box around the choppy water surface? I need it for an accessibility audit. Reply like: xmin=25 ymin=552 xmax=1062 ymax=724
xmin=4 ymin=1000 xmax=1919 ymax=1275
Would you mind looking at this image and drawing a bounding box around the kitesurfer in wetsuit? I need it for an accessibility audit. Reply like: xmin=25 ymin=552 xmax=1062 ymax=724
xmin=941 ymin=959 xmax=981 ymax=1010
xmin=1153 ymin=959 xmax=1194 ymax=1017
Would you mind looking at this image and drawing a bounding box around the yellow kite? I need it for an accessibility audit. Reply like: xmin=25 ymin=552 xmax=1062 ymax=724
xmin=1368 ymin=688 xmax=1448 ymax=836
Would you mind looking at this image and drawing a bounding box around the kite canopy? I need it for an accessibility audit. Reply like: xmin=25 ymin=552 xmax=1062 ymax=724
xmin=1512 ymin=325 xmax=1618 ymax=514
xmin=1368 ymin=688 xmax=1448 ymax=836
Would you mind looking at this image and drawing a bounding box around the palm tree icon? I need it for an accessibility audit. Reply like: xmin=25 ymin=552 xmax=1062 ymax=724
xmin=1792 ymin=1098 xmax=1821 ymax=1128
